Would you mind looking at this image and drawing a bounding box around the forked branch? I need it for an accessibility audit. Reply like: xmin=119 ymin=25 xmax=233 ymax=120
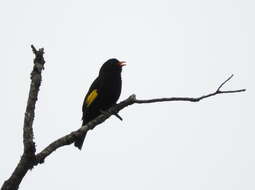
xmin=134 ymin=74 xmax=245 ymax=104
xmin=35 ymin=74 xmax=245 ymax=164
xmin=1 ymin=46 xmax=246 ymax=190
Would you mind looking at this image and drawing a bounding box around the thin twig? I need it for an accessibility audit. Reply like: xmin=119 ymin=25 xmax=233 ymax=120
xmin=135 ymin=75 xmax=245 ymax=104
xmin=217 ymin=74 xmax=234 ymax=92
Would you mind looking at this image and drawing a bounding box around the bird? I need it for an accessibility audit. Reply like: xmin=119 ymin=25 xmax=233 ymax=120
xmin=74 ymin=58 xmax=126 ymax=150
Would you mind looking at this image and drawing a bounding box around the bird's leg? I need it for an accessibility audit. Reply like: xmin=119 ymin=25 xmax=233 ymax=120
xmin=114 ymin=113 xmax=123 ymax=121
xmin=100 ymin=109 xmax=123 ymax=121
xmin=112 ymin=103 xmax=123 ymax=121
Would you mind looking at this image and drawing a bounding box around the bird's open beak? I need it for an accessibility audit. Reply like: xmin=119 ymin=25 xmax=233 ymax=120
xmin=119 ymin=61 xmax=126 ymax=67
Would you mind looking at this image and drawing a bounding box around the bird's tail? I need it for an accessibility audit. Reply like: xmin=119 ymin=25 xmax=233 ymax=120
xmin=74 ymin=120 xmax=88 ymax=150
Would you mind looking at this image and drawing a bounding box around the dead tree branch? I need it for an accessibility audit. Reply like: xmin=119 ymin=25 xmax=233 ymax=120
xmin=1 ymin=46 xmax=246 ymax=190
xmin=134 ymin=74 xmax=245 ymax=104
xmin=34 ymin=74 xmax=245 ymax=164
xmin=1 ymin=45 xmax=45 ymax=190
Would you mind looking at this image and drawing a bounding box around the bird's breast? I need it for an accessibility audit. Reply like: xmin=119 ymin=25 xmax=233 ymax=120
xmin=99 ymin=74 xmax=122 ymax=107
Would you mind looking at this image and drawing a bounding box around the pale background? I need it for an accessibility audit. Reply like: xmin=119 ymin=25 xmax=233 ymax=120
xmin=0 ymin=0 xmax=253 ymax=189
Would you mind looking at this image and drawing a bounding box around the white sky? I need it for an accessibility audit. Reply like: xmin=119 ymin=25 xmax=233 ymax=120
xmin=0 ymin=0 xmax=254 ymax=189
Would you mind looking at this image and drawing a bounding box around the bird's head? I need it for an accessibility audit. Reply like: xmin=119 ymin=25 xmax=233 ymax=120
xmin=99 ymin=58 xmax=126 ymax=75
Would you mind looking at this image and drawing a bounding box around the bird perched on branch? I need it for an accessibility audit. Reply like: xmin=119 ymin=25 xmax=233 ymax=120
xmin=74 ymin=58 xmax=126 ymax=150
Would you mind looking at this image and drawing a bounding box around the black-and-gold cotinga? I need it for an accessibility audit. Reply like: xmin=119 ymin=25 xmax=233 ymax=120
xmin=74 ymin=58 xmax=126 ymax=150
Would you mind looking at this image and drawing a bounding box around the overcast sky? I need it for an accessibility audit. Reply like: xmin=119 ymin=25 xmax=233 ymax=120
xmin=0 ymin=0 xmax=253 ymax=189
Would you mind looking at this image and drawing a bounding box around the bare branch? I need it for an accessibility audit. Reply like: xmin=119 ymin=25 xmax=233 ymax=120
xmin=23 ymin=45 xmax=45 ymax=156
xmin=1 ymin=46 xmax=246 ymax=190
xmin=34 ymin=76 xmax=245 ymax=164
xmin=135 ymin=75 xmax=245 ymax=104
xmin=35 ymin=95 xmax=135 ymax=164
xmin=1 ymin=45 xmax=45 ymax=190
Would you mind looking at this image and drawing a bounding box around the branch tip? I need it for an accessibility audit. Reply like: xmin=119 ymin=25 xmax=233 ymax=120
xmin=31 ymin=45 xmax=37 ymax=54
xmin=217 ymin=74 xmax=234 ymax=92
xmin=31 ymin=45 xmax=44 ymax=57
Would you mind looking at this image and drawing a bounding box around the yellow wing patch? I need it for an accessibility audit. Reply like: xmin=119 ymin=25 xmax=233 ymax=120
xmin=85 ymin=89 xmax=98 ymax=107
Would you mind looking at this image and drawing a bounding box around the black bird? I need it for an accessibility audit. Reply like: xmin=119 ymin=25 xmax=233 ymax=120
xmin=74 ymin=58 xmax=126 ymax=150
